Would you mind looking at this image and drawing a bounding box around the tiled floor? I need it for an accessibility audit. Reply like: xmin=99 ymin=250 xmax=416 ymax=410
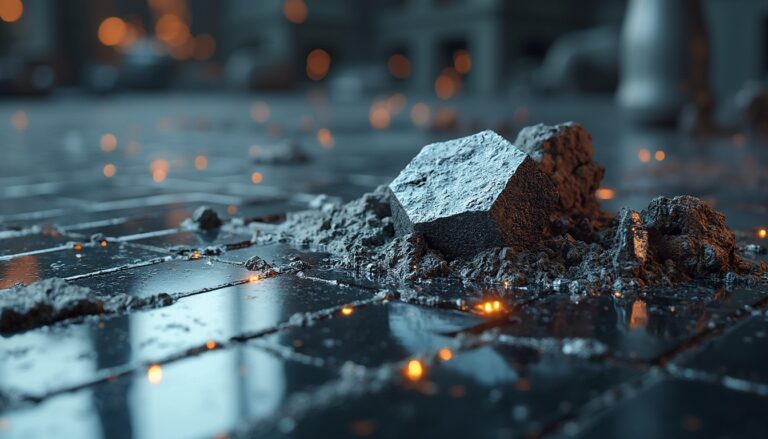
xmin=0 ymin=92 xmax=767 ymax=439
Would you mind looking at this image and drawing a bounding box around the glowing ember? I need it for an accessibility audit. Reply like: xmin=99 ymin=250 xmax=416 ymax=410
xmin=453 ymin=49 xmax=471 ymax=74
xmin=654 ymin=150 xmax=666 ymax=161
xmin=191 ymin=251 xmax=201 ymax=259
xmin=638 ymin=148 xmax=651 ymax=163
xmin=477 ymin=300 xmax=503 ymax=314
xmin=249 ymin=275 xmax=261 ymax=283
xmin=341 ymin=306 xmax=353 ymax=316
xmin=100 ymin=133 xmax=117 ymax=152
xmin=72 ymin=243 xmax=83 ymax=251
xmin=98 ymin=17 xmax=127 ymax=47
xmin=147 ymin=364 xmax=163 ymax=384
xmin=103 ymin=163 xmax=117 ymax=178
xmin=100 ymin=240 xmax=108 ymax=247
xmin=206 ymin=340 xmax=217 ymax=350
xmin=306 ymin=49 xmax=331 ymax=81
xmin=613 ymin=291 xmax=622 ymax=298
xmin=194 ymin=155 xmax=208 ymax=170
xmin=595 ymin=187 xmax=615 ymax=200
xmin=317 ymin=128 xmax=334 ymax=148
xmin=387 ymin=54 xmax=411 ymax=79
xmin=404 ymin=359 xmax=424 ymax=381
xmin=438 ymin=348 xmax=453 ymax=361
xmin=759 ymin=228 xmax=767 ymax=239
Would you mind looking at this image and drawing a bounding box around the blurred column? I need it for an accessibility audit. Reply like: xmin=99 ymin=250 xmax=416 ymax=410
xmin=469 ymin=18 xmax=500 ymax=95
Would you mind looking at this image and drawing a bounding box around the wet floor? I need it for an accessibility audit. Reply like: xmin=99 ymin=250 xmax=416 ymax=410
xmin=1 ymin=92 xmax=767 ymax=439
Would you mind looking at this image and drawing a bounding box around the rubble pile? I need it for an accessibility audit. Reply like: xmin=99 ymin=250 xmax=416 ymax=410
xmin=275 ymin=123 xmax=767 ymax=291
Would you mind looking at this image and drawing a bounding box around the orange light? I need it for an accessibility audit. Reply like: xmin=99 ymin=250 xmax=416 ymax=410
xmin=438 ymin=348 xmax=453 ymax=361
xmin=613 ymin=291 xmax=622 ymax=298
xmin=11 ymin=110 xmax=28 ymax=131
xmin=410 ymin=103 xmax=430 ymax=126
xmin=317 ymin=128 xmax=334 ymax=149
xmin=654 ymin=150 xmax=666 ymax=161
xmin=150 ymin=159 xmax=169 ymax=182
xmin=758 ymin=228 xmax=767 ymax=239
xmin=341 ymin=306 xmax=354 ymax=316
xmin=249 ymin=275 xmax=261 ymax=283
xmin=100 ymin=133 xmax=117 ymax=152
xmin=227 ymin=204 xmax=238 ymax=215
xmin=206 ymin=340 xmax=217 ymax=350
xmin=147 ymin=364 xmax=163 ymax=384
xmin=191 ymin=251 xmax=201 ymax=259
xmin=251 ymin=102 xmax=270 ymax=123
xmin=193 ymin=34 xmax=216 ymax=61
xmin=152 ymin=169 xmax=167 ymax=183
xmin=103 ymin=163 xmax=117 ymax=178
xmin=628 ymin=300 xmax=648 ymax=329
xmin=638 ymin=148 xmax=651 ymax=163
xmin=251 ymin=172 xmax=263 ymax=184
xmin=98 ymin=17 xmax=127 ymax=47
xmin=453 ymin=50 xmax=471 ymax=75
xmin=369 ymin=102 xmax=391 ymax=130
xmin=155 ymin=14 xmax=189 ymax=46
xmin=72 ymin=243 xmax=83 ymax=251
xmin=478 ymin=300 xmax=503 ymax=314
xmin=100 ymin=240 xmax=108 ymax=247
xmin=595 ymin=187 xmax=615 ymax=200
xmin=0 ymin=0 xmax=22 ymax=23
xmin=283 ymin=0 xmax=308 ymax=24
xmin=306 ymin=49 xmax=331 ymax=81
xmin=387 ymin=54 xmax=411 ymax=79
xmin=404 ymin=359 xmax=424 ymax=381
xmin=194 ymin=155 xmax=208 ymax=170
xmin=434 ymin=69 xmax=460 ymax=99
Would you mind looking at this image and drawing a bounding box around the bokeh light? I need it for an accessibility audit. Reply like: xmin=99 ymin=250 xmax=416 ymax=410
xmin=306 ymin=49 xmax=331 ymax=81
xmin=98 ymin=17 xmax=127 ymax=47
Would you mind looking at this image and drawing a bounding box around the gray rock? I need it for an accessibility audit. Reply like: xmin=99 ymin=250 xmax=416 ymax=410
xmin=388 ymin=130 xmax=557 ymax=259
xmin=244 ymin=255 xmax=278 ymax=277
xmin=612 ymin=208 xmax=648 ymax=276
xmin=191 ymin=206 xmax=223 ymax=230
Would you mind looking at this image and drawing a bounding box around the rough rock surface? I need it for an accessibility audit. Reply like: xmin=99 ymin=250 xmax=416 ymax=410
xmin=272 ymin=124 xmax=767 ymax=290
xmin=244 ymin=255 xmax=278 ymax=277
xmin=514 ymin=122 xmax=607 ymax=234
xmin=0 ymin=278 xmax=173 ymax=333
xmin=388 ymin=130 xmax=557 ymax=258
xmin=188 ymin=206 xmax=223 ymax=230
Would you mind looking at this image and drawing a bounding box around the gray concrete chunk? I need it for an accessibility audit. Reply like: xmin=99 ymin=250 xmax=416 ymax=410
xmin=388 ymin=130 xmax=557 ymax=259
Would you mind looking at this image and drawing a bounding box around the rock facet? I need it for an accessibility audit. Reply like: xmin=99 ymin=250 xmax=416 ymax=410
xmin=388 ymin=130 xmax=557 ymax=259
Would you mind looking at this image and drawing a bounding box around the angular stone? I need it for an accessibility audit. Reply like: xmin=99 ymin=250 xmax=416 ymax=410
xmin=388 ymin=130 xmax=557 ymax=259
xmin=612 ymin=208 xmax=648 ymax=276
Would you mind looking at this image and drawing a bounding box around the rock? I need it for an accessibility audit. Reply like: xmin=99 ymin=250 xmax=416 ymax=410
xmin=191 ymin=206 xmax=223 ymax=230
xmin=641 ymin=196 xmax=736 ymax=278
xmin=252 ymin=140 xmax=310 ymax=165
xmin=514 ymin=122 xmax=605 ymax=221
xmin=612 ymin=208 xmax=648 ymax=276
xmin=245 ymin=255 xmax=278 ymax=277
xmin=388 ymin=130 xmax=557 ymax=259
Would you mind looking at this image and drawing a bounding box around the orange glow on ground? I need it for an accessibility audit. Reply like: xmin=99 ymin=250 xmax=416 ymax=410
xmin=100 ymin=134 xmax=117 ymax=152
xmin=251 ymin=172 xmax=263 ymax=184
xmin=404 ymin=359 xmax=424 ymax=381
xmin=249 ymin=275 xmax=261 ymax=283
xmin=206 ymin=340 xmax=217 ymax=350
xmin=147 ymin=364 xmax=163 ymax=384
xmin=438 ymin=348 xmax=453 ymax=361
xmin=194 ymin=155 xmax=208 ymax=170
xmin=638 ymin=148 xmax=651 ymax=162
xmin=387 ymin=54 xmax=411 ymax=79
xmin=11 ymin=110 xmax=28 ymax=131
xmin=0 ymin=0 xmax=23 ymax=23
xmin=410 ymin=103 xmax=430 ymax=126
xmin=477 ymin=300 xmax=503 ymax=314
xmin=306 ymin=49 xmax=331 ymax=81
xmin=341 ymin=306 xmax=353 ymax=316
xmin=98 ymin=17 xmax=127 ymax=46
xmin=317 ymin=128 xmax=334 ymax=148
xmin=251 ymin=102 xmax=270 ymax=123
xmin=453 ymin=49 xmax=472 ymax=74
xmin=654 ymin=150 xmax=666 ymax=161
xmin=103 ymin=164 xmax=117 ymax=178
xmin=283 ymin=0 xmax=308 ymax=24
xmin=596 ymin=187 xmax=615 ymax=200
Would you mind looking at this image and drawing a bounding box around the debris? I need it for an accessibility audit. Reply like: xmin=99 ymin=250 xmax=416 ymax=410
xmin=0 ymin=278 xmax=173 ymax=333
xmin=252 ymin=140 xmax=310 ymax=165
xmin=185 ymin=206 xmax=223 ymax=231
xmin=245 ymin=255 xmax=278 ymax=277
xmin=388 ymin=130 xmax=557 ymax=258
